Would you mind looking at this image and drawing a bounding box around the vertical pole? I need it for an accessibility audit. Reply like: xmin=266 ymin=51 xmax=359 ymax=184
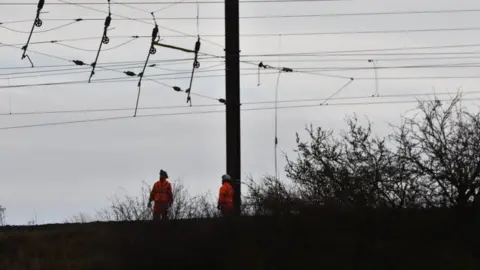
xmin=225 ymin=0 xmax=241 ymax=215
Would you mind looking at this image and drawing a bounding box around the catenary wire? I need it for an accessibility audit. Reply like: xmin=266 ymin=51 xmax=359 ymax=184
xmin=3 ymin=72 xmax=480 ymax=90
xmin=0 ymin=57 xmax=215 ymax=70
xmin=153 ymin=0 xmax=187 ymax=14
xmin=1 ymin=97 xmax=478 ymax=131
xmin=0 ymin=0 xmax=349 ymax=6
xmin=153 ymin=27 xmax=480 ymax=38
xmin=3 ymin=8 xmax=480 ymax=23
xmin=2 ymin=91 xmax=480 ymax=117
xmin=5 ymin=62 xmax=480 ymax=80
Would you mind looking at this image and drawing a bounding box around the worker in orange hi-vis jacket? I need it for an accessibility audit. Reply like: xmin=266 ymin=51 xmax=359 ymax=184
xmin=218 ymin=174 xmax=234 ymax=217
xmin=148 ymin=169 xmax=174 ymax=221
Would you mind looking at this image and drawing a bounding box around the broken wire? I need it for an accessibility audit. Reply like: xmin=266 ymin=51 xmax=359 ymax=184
xmin=88 ymin=0 xmax=112 ymax=83
xmin=21 ymin=0 xmax=45 ymax=67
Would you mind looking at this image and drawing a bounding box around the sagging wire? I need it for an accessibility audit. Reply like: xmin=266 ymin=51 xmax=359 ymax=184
xmin=54 ymin=37 xmax=139 ymax=52
xmin=185 ymin=0 xmax=202 ymax=106
xmin=0 ymin=20 xmax=82 ymax=34
xmin=134 ymin=12 xmax=160 ymax=117
xmin=368 ymin=59 xmax=380 ymax=97
xmin=21 ymin=0 xmax=45 ymax=67
xmin=89 ymin=0 xmax=112 ymax=83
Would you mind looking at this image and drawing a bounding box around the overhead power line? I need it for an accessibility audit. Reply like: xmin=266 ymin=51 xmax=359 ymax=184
xmin=0 ymin=57 xmax=215 ymax=70
xmin=3 ymin=9 xmax=480 ymax=23
xmin=0 ymin=0 xmax=348 ymax=5
xmin=3 ymin=71 xmax=480 ymax=90
xmin=5 ymin=62 xmax=480 ymax=81
xmin=1 ymin=97 xmax=479 ymax=131
xmin=0 ymin=61 xmax=222 ymax=77
xmin=0 ymin=20 xmax=82 ymax=33
xmin=4 ymin=38 xmax=480 ymax=58
xmin=56 ymin=0 xmax=225 ymax=49
xmin=242 ymin=52 xmax=480 ymax=57
xmin=0 ymin=72 xmax=270 ymax=89
xmin=3 ymin=91 xmax=480 ymax=117
xmin=156 ymin=27 xmax=480 ymax=38
xmin=239 ymin=43 xmax=480 ymax=57
xmin=4 ymin=62 xmax=480 ymax=81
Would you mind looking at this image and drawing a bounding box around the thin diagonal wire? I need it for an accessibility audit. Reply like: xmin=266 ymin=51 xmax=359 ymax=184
xmin=320 ymin=79 xmax=354 ymax=105
xmin=112 ymin=0 xmax=150 ymax=13
xmin=2 ymin=97 xmax=480 ymax=131
xmin=57 ymin=0 xmax=223 ymax=48
xmin=3 ymin=91 xmax=480 ymax=117
xmin=153 ymin=0 xmax=187 ymax=14
xmin=274 ymin=71 xmax=281 ymax=180
xmin=0 ymin=21 xmax=79 ymax=34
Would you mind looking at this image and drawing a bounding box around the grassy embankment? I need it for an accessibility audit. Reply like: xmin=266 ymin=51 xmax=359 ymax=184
xmin=0 ymin=208 xmax=478 ymax=270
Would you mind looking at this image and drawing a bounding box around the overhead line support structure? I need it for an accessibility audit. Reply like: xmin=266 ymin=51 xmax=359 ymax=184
xmin=225 ymin=0 xmax=241 ymax=216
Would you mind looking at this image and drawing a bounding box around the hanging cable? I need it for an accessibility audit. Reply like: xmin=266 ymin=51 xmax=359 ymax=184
xmin=257 ymin=62 xmax=262 ymax=86
xmin=88 ymin=0 xmax=112 ymax=83
xmin=134 ymin=13 xmax=160 ymax=117
xmin=274 ymin=71 xmax=282 ymax=180
xmin=368 ymin=59 xmax=379 ymax=97
xmin=21 ymin=0 xmax=45 ymax=67
xmin=257 ymin=62 xmax=270 ymax=86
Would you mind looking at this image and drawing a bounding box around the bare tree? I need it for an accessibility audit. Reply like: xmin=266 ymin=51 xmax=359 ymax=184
xmin=282 ymin=115 xmax=423 ymax=209
xmin=393 ymin=93 xmax=480 ymax=208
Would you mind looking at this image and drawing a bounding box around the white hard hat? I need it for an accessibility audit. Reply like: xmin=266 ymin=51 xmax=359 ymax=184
xmin=222 ymin=174 xmax=231 ymax=181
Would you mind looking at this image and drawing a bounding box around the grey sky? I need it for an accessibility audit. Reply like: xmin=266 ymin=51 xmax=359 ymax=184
xmin=1 ymin=0 xmax=480 ymax=225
